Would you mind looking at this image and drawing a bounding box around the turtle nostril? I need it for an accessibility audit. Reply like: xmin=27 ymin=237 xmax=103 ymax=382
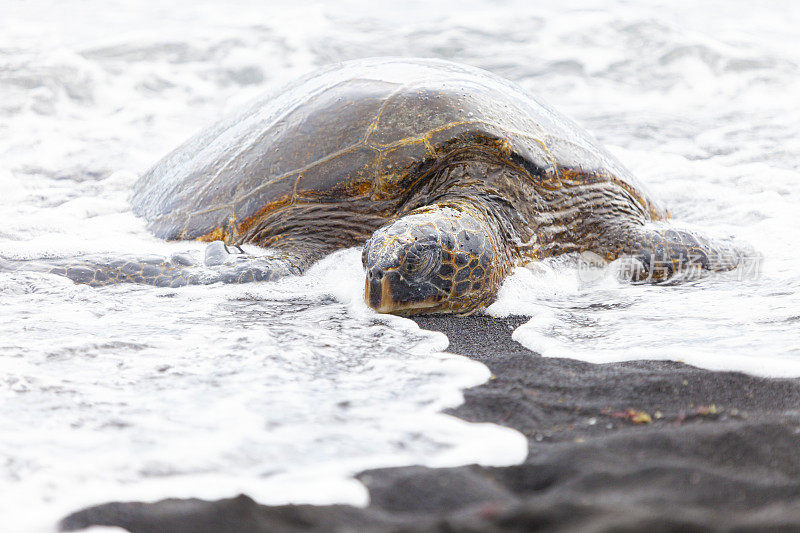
xmin=372 ymin=270 xmax=384 ymax=280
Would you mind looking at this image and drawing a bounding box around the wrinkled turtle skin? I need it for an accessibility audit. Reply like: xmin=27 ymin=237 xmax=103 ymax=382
xmin=0 ymin=58 xmax=748 ymax=315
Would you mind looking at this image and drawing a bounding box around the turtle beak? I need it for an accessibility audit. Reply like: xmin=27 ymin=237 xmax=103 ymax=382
xmin=364 ymin=268 xmax=440 ymax=314
xmin=365 ymin=268 xmax=393 ymax=313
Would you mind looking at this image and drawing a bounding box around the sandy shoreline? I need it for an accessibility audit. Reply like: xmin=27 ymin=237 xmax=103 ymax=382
xmin=61 ymin=315 xmax=800 ymax=531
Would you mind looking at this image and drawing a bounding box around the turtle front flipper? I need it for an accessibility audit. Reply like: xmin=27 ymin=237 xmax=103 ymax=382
xmin=587 ymin=222 xmax=754 ymax=282
xmin=0 ymin=254 xmax=198 ymax=287
xmin=0 ymin=241 xmax=308 ymax=288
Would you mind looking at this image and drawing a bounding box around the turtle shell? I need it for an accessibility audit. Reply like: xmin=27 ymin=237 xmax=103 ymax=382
xmin=131 ymin=57 xmax=664 ymax=241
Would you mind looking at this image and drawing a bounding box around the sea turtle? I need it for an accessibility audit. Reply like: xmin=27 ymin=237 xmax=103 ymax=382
xmin=1 ymin=58 xmax=746 ymax=315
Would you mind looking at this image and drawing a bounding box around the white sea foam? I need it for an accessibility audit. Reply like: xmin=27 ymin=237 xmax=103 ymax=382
xmin=2 ymin=0 xmax=799 ymax=531
xmin=0 ymin=247 xmax=527 ymax=532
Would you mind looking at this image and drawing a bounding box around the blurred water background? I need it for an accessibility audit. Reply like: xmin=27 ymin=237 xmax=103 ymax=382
xmin=2 ymin=0 xmax=799 ymax=530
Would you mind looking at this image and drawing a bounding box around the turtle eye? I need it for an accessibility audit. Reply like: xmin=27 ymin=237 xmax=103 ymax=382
xmin=400 ymin=242 xmax=442 ymax=281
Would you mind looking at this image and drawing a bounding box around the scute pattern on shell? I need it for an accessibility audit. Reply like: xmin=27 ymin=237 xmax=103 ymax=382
xmin=131 ymin=58 xmax=664 ymax=242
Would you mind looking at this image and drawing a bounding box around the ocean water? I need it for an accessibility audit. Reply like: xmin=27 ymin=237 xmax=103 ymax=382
xmin=1 ymin=0 xmax=799 ymax=530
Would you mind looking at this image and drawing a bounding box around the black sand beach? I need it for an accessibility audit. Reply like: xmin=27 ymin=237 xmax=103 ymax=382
xmin=60 ymin=315 xmax=800 ymax=532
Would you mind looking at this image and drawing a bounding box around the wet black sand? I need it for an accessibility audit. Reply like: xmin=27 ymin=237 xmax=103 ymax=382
xmin=61 ymin=315 xmax=800 ymax=532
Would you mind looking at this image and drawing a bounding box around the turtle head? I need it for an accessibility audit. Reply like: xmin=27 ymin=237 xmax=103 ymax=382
xmin=362 ymin=206 xmax=502 ymax=315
